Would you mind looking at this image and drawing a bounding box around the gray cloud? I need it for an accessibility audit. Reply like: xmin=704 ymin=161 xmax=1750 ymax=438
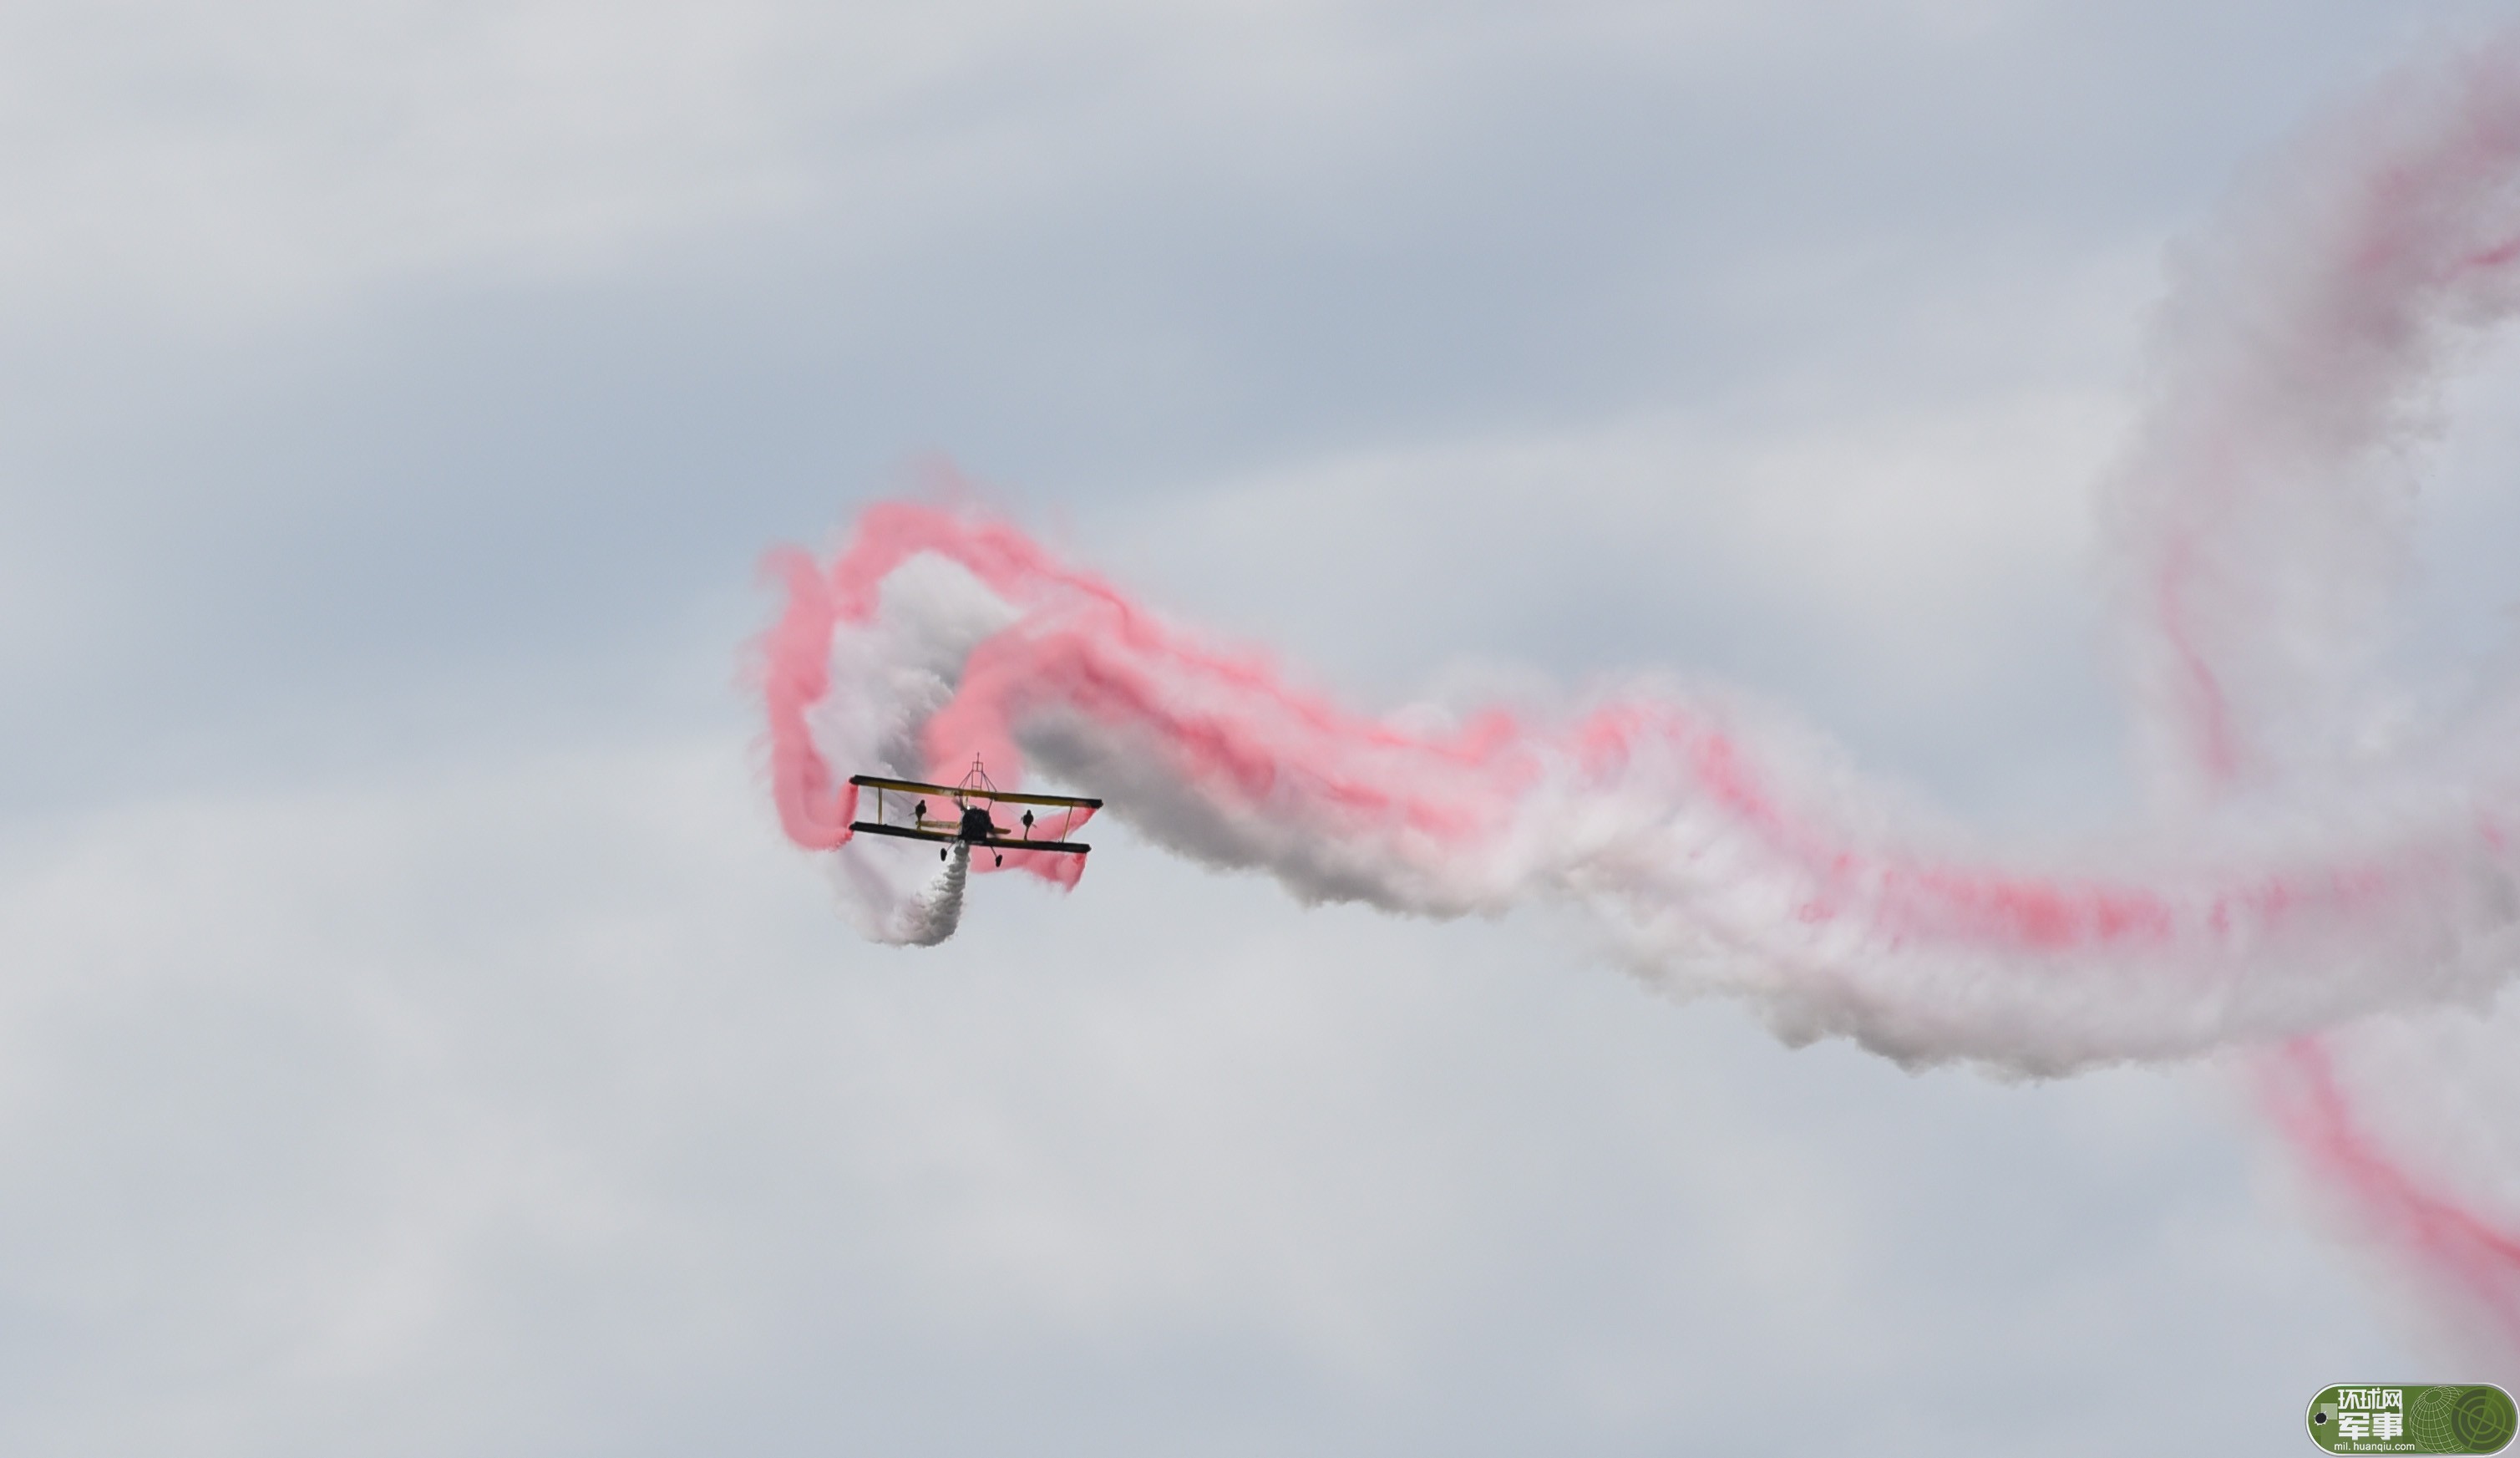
xmin=8 ymin=0 xmax=2514 ymax=1450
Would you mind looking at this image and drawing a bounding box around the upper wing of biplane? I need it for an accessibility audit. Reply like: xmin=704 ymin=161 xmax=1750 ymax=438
xmin=848 ymin=774 xmax=1101 ymax=810
xmin=846 ymin=773 xmax=1101 ymax=855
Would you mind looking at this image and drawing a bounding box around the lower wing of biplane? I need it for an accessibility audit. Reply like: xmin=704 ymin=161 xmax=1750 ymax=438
xmin=848 ymin=770 xmax=1100 ymax=863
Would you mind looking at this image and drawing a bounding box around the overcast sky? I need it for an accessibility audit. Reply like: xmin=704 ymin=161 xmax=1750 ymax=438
xmin=9 ymin=3 xmax=2520 ymax=1453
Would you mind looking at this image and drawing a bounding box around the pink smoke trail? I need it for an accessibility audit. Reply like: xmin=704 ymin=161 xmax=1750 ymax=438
xmin=2259 ymin=1039 xmax=2520 ymax=1359
xmin=761 ymin=491 xmax=2520 ymax=1064
xmin=2099 ymin=30 xmax=2520 ymax=1365
xmin=756 ymin=28 xmax=2520 ymax=1357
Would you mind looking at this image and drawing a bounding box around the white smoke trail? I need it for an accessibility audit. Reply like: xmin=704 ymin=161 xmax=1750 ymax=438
xmin=2081 ymin=32 xmax=2520 ymax=1366
xmin=899 ymin=842 xmax=969 ymax=947
xmin=790 ymin=554 xmax=1018 ymax=946
xmin=2102 ymin=34 xmax=2520 ymax=805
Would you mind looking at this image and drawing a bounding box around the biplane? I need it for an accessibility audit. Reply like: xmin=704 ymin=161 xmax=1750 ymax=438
xmin=848 ymin=759 xmax=1100 ymax=867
